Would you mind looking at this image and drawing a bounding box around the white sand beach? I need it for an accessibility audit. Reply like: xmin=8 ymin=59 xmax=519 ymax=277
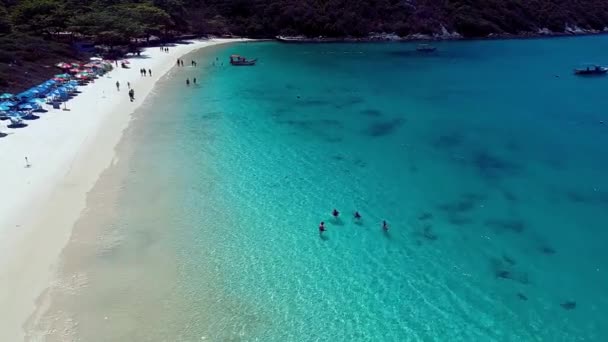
xmin=0 ymin=38 xmax=243 ymax=341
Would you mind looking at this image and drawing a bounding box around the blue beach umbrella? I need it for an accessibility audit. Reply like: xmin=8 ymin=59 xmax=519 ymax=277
xmin=0 ymin=93 xmax=13 ymax=100
xmin=19 ymin=103 xmax=34 ymax=110
xmin=29 ymin=98 xmax=45 ymax=104
xmin=0 ymin=105 xmax=11 ymax=111
xmin=0 ymin=100 xmax=17 ymax=107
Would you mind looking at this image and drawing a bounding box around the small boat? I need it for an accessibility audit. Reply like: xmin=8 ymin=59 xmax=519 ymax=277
xmin=416 ymin=44 xmax=437 ymax=52
xmin=230 ymin=55 xmax=257 ymax=66
xmin=574 ymin=65 xmax=608 ymax=75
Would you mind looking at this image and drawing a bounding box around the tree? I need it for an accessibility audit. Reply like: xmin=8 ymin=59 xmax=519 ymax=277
xmin=10 ymin=0 xmax=66 ymax=35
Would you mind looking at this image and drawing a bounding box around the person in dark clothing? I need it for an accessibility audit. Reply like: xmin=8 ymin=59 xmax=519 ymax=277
xmin=148 ymin=69 xmax=152 ymax=77
xmin=128 ymin=89 xmax=135 ymax=102
xmin=193 ymin=77 xmax=197 ymax=85
xmin=186 ymin=78 xmax=190 ymax=86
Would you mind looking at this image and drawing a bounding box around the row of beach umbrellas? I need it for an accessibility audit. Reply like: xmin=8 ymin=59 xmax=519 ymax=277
xmin=1 ymin=57 xmax=113 ymax=129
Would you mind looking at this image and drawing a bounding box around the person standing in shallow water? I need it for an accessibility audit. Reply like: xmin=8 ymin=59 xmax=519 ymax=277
xmin=332 ymin=209 xmax=339 ymax=218
xmin=193 ymin=77 xmax=197 ymax=85
xmin=186 ymin=78 xmax=190 ymax=86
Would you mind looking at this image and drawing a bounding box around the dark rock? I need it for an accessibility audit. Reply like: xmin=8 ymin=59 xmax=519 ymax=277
xmin=517 ymin=293 xmax=528 ymax=301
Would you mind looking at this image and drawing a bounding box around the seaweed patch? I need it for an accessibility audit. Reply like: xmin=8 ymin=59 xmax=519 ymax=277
xmin=539 ymin=245 xmax=556 ymax=255
xmin=485 ymin=218 xmax=526 ymax=233
xmin=418 ymin=212 xmax=433 ymax=221
xmin=360 ymin=109 xmax=383 ymax=117
xmin=363 ymin=118 xmax=405 ymax=137
xmin=471 ymin=150 xmax=521 ymax=179
xmin=433 ymin=133 xmax=464 ymax=149
xmin=560 ymin=301 xmax=576 ymax=310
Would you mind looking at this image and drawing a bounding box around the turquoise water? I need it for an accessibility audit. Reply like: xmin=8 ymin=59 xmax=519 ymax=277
xmin=45 ymin=37 xmax=608 ymax=341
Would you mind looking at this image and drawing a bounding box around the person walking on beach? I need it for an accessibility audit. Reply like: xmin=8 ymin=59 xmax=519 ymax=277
xmin=193 ymin=77 xmax=197 ymax=85
xmin=143 ymin=69 xmax=147 ymax=77
xmin=148 ymin=69 xmax=152 ymax=77
xmin=127 ymin=82 xmax=131 ymax=89
xmin=186 ymin=78 xmax=190 ymax=86
xmin=116 ymin=81 xmax=120 ymax=91
xmin=176 ymin=59 xmax=180 ymax=67
xmin=128 ymin=89 xmax=135 ymax=102
xmin=24 ymin=156 xmax=31 ymax=168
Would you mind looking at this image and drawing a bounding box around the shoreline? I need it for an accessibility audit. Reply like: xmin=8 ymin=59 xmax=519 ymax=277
xmin=274 ymin=30 xmax=608 ymax=43
xmin=0 ymin=38 xmax=245 ymax=342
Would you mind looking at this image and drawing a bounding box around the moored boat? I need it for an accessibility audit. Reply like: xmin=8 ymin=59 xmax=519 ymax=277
xmin=574 ymin=65 xmax=608 ymax=75
xmin=230 ymin=55 xmax=257 ymax=66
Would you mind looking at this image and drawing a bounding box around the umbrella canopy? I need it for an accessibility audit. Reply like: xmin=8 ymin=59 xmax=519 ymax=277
xmin=0 ymin=105 xmax=11 ymax=111
xmin=71 ymin=62 xmax=81 ymax=68
xmin=55 ymin=62 xmax=72 ymax=69
xmin=69 ymin=68 xmax=81 ymax=73
xmin=54 ymin=73 xmax=71 ymax=79
xmin=19 ymin=104 xmax=34 ymax=110
xmin=29 ymin=98 xmax=46 ymax=104
xmin=83 ymin=63 xmax=98 ymax=68
xmin=0 ymin=93 xmax=13 ymax=100
xmin=1 ymin=100 xmax=17 ymax=107
xmin=16 ymin=91 xmax=35 ymax=99
xmin=90 ymin=57 xmax=103 ymax=61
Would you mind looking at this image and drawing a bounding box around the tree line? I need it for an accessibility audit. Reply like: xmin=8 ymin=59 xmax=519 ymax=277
xmin=2 ymin=0 xmax=608 ymax=42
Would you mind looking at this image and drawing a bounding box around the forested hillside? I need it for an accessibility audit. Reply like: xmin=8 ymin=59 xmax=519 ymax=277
xmin=2 ymin=0 xmax=608 ymax=90
xmin=2 ymin=0 xmax=608 ymax=40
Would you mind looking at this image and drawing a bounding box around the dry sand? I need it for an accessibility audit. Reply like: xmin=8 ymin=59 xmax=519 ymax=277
xmin=0 ymin=38 xmax=244 ymax=341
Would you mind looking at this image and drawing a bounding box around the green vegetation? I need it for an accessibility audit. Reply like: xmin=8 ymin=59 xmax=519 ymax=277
xmin=2 ymin=0 xmax=608 ymax=91
xmin=2 ymin=0 xmax=608 ymax=42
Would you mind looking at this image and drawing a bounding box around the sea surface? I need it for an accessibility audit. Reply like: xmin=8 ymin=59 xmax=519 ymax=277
xmin=32 ymin=37 xmax=608 ymax=341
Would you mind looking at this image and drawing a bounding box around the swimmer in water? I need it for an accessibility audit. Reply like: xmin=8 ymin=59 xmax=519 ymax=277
xmin=319 ymin=221 xmax=326 ymax=233
xmin=354 ymin=211 xmax=361 ymax=219
xmin=382 ymin=220 xmax=389 ymax=231
xmin=332 ymin=209 xmax=339 ymax=218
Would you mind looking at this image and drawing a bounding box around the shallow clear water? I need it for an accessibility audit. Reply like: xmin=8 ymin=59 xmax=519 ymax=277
xmin=36 ymin=37 xmax=608 ymax=341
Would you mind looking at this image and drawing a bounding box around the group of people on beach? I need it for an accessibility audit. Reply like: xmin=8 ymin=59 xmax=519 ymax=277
xmin=139 ymin=68 xmax=151 ymax=77
xmin=160 ymin=46 xmax=169 ymax=53
xmin=318 ymin=209 xmax=389 ymax=234
xmin=115 ymin=81 xmax=135 ymax=102
xmin=176 ymin=59 xmax=197 ymax=67
xmin=186 ymin=77 xmax=197 ymax=86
